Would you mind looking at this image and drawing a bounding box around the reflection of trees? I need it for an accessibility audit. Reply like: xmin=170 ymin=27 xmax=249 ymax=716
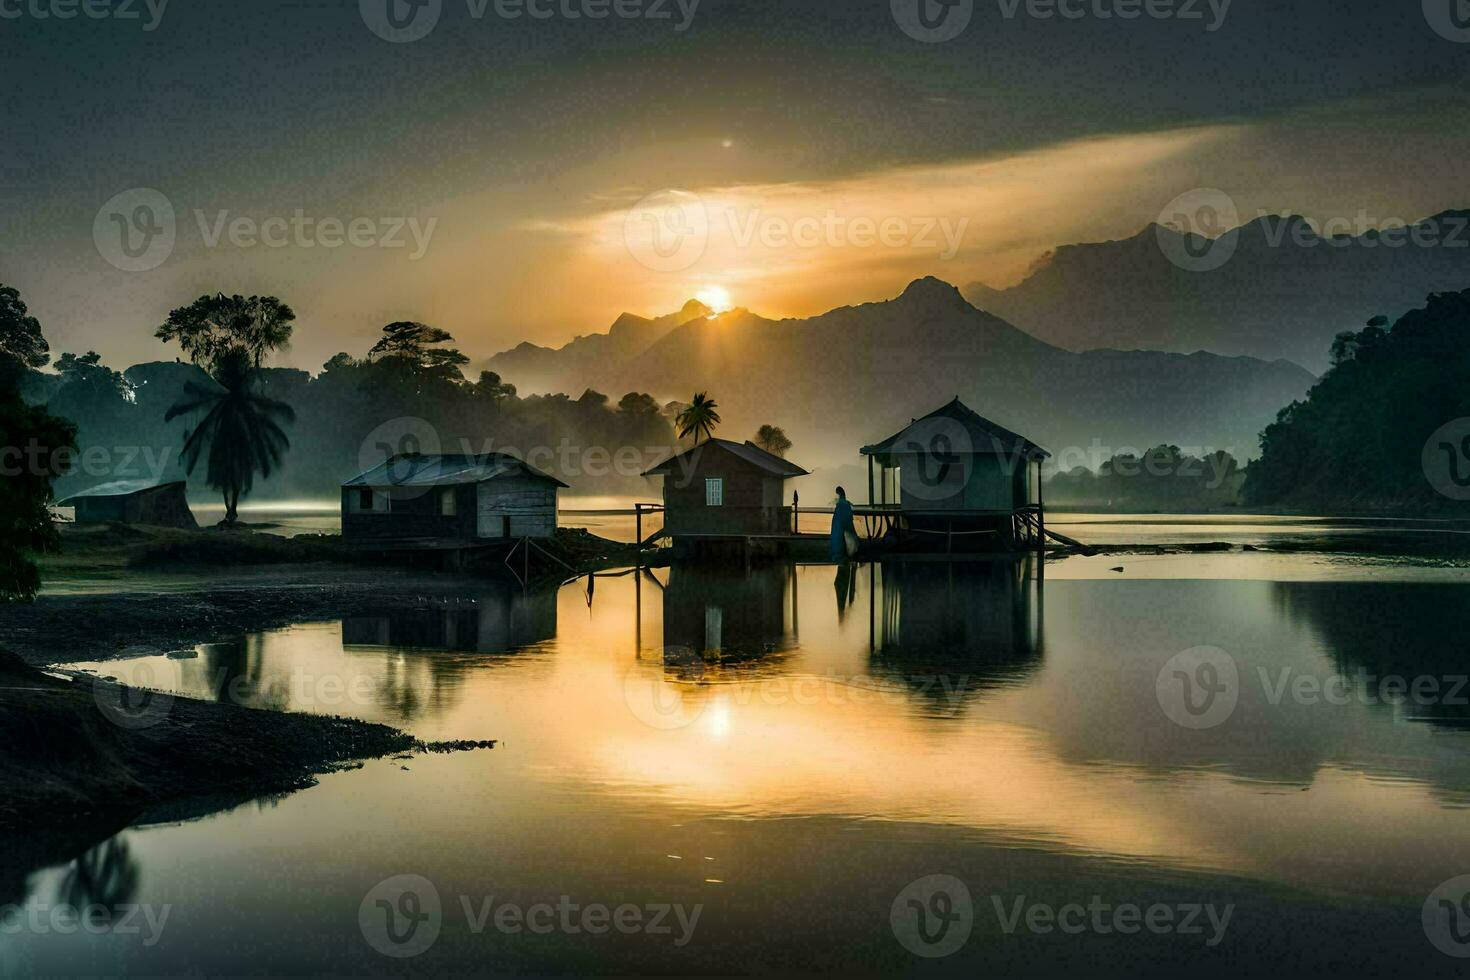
xmin=194 ymin=634 xmax=290 ymax=712
xmin=339 ymin=586 xmax=559 ymax=724
xmin=342 ymin=587 xmax=556 ymax=653
xmin=1274 ymin=581 xmax=1470 ymax=731
xmin=869 ymin=558 xmax=1042 ymax=716
xmin=61 ymin=834 xmax=140 ymax=912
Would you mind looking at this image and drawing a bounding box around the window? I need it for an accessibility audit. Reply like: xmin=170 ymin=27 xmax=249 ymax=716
xmin=439 ymin=487 xmax=456 ymax=516
xmin=356 ymin=488 xmax=373 ymax=511
xmin=705 ymin=478 xmax=724 ymax=506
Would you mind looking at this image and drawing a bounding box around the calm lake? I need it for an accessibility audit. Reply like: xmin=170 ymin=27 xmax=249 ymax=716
xmin=12 ymin=540 xmax=1470 ymax=975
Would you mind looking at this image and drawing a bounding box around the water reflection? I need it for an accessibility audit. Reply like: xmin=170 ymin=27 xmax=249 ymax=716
xmin=342 ymin=589 xmax=556 ymax=654
xmin=72 ymin=583 xmax=559 ymax=728
xmin=1275 ymin=581 xmax=1470 ymax=731
xmin=870 ymin=558 xmax=1043 ymax=713
xmin=36 ymin=559 xmax=1470 ymax=976
xmin=60 ymin=837 xmax=140 ymax=914
xmin=661 ymin=563 xmax=795 ymax=663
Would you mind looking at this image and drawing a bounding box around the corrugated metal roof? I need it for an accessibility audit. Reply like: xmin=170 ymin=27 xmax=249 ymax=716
xmin=642 ymin=438 xmax=810 ymax=478
xmin=55 ymin=478 xmax=186 ymax=506
xmin=343 ymin=453 xmax=569 ymax=488
xmin=862 ymin=397 xmax=1050 ymax=460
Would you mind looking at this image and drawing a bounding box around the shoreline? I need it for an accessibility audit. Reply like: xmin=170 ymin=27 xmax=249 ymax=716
xmin=0 ymin=647 xmax=496 ymax=898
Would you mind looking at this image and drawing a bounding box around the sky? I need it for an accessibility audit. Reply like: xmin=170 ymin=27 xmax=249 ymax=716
xmin=3 ymin=0 xmax=1469 ymax=372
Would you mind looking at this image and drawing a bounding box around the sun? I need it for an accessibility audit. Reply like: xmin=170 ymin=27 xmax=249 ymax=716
xmin=695 ymin=285 xmax=732 ymax=314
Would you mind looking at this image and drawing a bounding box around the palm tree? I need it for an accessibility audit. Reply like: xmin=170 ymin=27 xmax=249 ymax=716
xmin=675 ymin=392 xmax=721 ymax=445
xmin=165 ymin=348 xmax=295 ymax=525
xmin=754 ymin=424 xmax=792 ymax=457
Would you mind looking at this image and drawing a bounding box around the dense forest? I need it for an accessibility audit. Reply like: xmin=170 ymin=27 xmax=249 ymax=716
xmin=1243 ymin=288 xmax=1470 ymax=510
xmin=19 ymin=307 xmax=685 ymax=504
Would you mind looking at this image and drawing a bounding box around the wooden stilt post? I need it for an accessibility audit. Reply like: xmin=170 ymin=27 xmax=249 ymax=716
xmin=1036 ymin=457 xmax=1045 ymax=554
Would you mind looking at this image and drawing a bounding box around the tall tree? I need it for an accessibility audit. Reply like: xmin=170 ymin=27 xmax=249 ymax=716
xmin=676 ymin=392 xmax=721 ymax=445
xmin=0 ymin=285 xmax=50 ymax=376
xmin=0 ymin=284 xmax=75 ymax=602
xmin=165 ymin=348 xmax=295 ymax=525
xmin=156 ymin=293 xmax=295 ymax=371
xmin=368 ymin=321 xmax=469 ymax=372
xmin=367 ymin=321 xmax=470 ymax=398
xmin=753 ymin=424 xmax=792 ymax=457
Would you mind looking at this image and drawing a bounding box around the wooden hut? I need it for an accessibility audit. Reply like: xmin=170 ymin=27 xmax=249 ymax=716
xmin=860 ymin=398 xmax=1049 ymax=552
xmin=56 ymin=478 xmax=197 ymax=529
xmin=341 ymin=453 xmax=566 ymax=548
xmin=642 ymin=438 xmax=808 ymax=540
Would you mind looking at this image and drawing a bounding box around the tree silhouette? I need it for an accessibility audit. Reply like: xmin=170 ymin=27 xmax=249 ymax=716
xmin=676 ymin=392 xmax=721 ymax=445
xmin=156 ymin=294 xmax=295 ymax=371
xmin=0 ymin=284 xmax=74 ymax=602
xmin=0 ymin=285 xmax=50 ymax=372
xmin=1244 ymin=289 xmax=1470 ymax=508
xmin=165 ymin=348 xmax=295 ymax=525
xmin=753 ymin=424 xmax=792 ymax=456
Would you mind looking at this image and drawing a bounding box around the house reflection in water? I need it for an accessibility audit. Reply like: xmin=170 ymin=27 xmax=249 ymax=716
xmin=869 ymin=557 xmax=1043 ymax=711
xmin=342 ymin=586 xmax=557 ymax=654
xmin=660 ymin=563 xmax=795 ymax=664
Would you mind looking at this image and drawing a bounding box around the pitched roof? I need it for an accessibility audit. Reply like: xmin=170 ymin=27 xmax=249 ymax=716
xmin=55 ymin=478 xmax=186 ymax=506
xmin=861 ymin=397 xmax=1050 ymax=460
xmin=343 ymin=453 xmax=569 ymax=488
xmin=642 ymin=438 xmax=810 ymax=478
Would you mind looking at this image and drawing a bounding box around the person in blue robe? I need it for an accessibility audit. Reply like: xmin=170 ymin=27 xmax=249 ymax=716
xmin=830 ymin=486 xmax=856 ymax=562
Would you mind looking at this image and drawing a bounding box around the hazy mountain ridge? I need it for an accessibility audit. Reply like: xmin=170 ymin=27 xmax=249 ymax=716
xmin=963 ymin=211 xmax=1470 ymax=372
xmin=491 ymin=277 xmax=1316 ymax=468
xmin=485 ymin=299 xmax=710 ymax=394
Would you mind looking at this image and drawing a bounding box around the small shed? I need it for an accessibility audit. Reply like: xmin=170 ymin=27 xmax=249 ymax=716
xmin=643 ymin=439 xmax=809 ymax=538
xmin=861 ymin=398 xmax=1050 ymax=550
xmin=342 ymin=453 xmax=567 ymax=546
xmin=56 ymin=479 xmax=197 ymax=529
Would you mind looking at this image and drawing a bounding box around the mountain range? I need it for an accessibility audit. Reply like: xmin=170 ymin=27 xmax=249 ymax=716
xmin=488 ymin=299 xmax=711 ymax=396
xmin=487 ymin=277 xmax=1316 ymax=469
xmin=963 ymin=212 xmax=1470 ymax=372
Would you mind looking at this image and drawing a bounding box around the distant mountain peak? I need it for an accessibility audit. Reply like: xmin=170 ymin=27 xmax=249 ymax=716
xmin=958 ymin=207 xmax=1470 ymax=371
xmin=680 ymin=298 xmax=712 ymax=317
xmin=897 ymin=276 xmax=969 ymax=310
